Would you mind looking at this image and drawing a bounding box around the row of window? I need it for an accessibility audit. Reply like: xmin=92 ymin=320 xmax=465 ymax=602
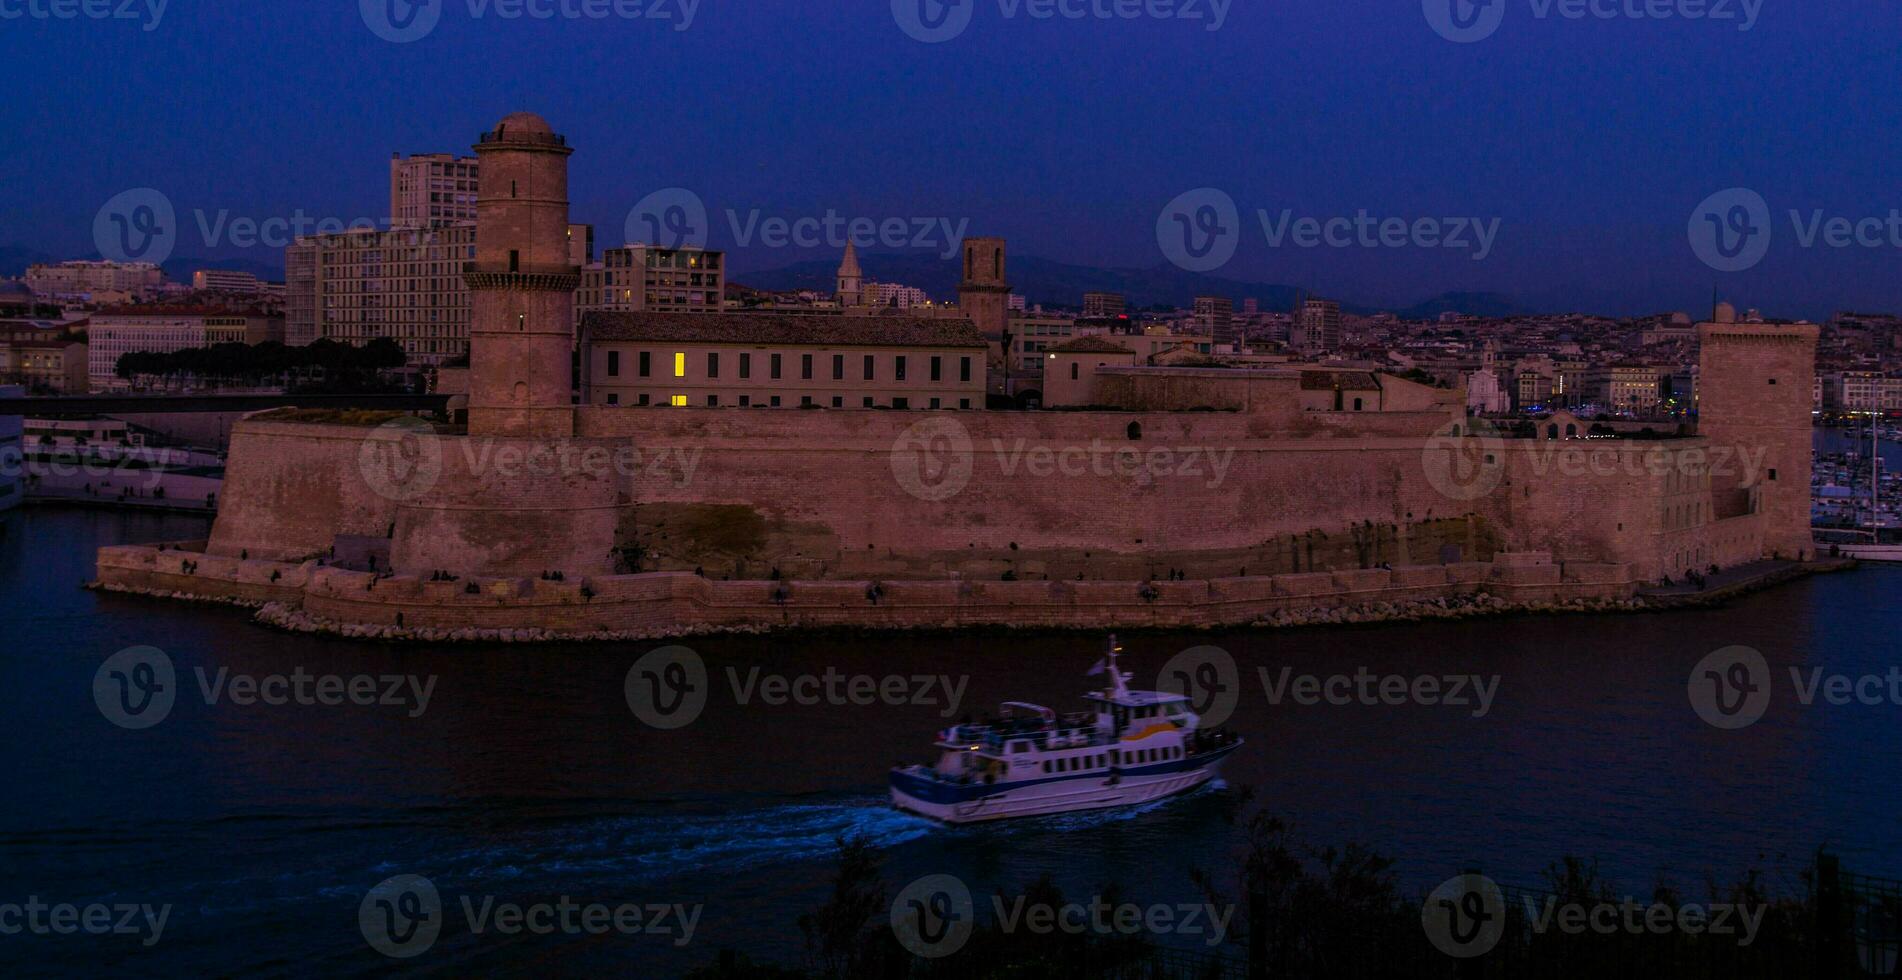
xmin=604 ymin=392 xmax=974 ymax=410
xmin=1037 ymin=745 xmax=1184 ymax=774
xmin=606 ymin=350 xmax=975 ymax=384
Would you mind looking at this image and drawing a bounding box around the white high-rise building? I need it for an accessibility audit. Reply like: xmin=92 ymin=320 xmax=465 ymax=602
xmin=389 ymin=153 xmax=480 ymax=228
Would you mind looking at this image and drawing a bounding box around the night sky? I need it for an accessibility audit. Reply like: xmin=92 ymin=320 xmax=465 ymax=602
xmin=2 ymin=0 xmax=1895 ymax=318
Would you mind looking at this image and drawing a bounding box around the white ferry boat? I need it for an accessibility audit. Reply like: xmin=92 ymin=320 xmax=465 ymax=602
xmin=890 ymin=637 xmax=1242 ymax=824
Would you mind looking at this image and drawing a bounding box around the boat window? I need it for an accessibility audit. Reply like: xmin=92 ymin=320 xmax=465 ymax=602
xmin=1166 ymin=703 xmax=1184 ymax=716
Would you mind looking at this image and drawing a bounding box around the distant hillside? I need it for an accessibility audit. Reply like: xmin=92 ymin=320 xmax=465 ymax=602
xmin=734 ymin=252 xmax=1532 ymax=318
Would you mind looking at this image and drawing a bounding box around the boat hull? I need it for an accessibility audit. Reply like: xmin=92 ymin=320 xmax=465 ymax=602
xmin=890 ymin=742 xmax=1238 ymax=824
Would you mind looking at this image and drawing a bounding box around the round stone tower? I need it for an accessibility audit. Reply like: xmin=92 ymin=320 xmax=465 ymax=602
xmin=466 ymin=112 xmax=579 ymax=438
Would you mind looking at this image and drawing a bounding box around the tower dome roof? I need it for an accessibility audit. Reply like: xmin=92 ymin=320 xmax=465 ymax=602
xmin=495 ymin=112 xmax=553 ymax=136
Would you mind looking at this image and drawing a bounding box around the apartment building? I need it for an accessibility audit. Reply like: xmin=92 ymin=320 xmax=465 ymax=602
xmin=390 ymin=153 xmax=479 ymax=227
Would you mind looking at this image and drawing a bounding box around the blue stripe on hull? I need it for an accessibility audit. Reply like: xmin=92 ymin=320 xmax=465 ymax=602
xmin=889 ymin=742 xmax=1239 ymax=806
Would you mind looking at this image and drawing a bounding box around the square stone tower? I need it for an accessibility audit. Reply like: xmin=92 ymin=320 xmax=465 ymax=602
xmin=1697 ymin=319 xmax=1820 ymax=560
xmin=466 ymin=112 xmax=580 ymax=438
xmin=957 ymin=237 xmax=1010 ymax=395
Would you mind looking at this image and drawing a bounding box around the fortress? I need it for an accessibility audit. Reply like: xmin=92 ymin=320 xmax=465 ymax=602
xmin=94 ymin=114 xmax=1822 ymax=640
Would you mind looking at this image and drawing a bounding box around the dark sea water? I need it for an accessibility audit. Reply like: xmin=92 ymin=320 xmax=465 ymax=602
xmin=2 ymin=507 xmax=1899 ymax=977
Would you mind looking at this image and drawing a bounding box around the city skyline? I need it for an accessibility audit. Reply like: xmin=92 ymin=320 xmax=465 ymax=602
xmin=3 ymin=4 xmax=1898 ymax=319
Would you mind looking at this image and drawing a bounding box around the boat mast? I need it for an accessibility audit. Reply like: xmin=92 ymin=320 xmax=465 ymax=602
xmin=1103 ymin=634 xmax=1133 ymax=701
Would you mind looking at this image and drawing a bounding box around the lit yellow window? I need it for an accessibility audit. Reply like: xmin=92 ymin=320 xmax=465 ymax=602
xmin=670 ymin=395 xmax=688 ymax=407
xmin=673 ymin=352 xmax=686 ymax=378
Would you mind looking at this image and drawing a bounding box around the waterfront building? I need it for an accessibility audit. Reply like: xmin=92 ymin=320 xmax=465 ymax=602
xmin=389 ymin=152 xmax=479 ymax=228
xmin=579 ymin=312 xmax=988 ymax=410
xmin=87 ymin=305 xmax=284 ymax=390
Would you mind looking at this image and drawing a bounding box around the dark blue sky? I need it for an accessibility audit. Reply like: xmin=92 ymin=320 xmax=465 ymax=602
xmin=2 ymin=0 xmax=1895 ymax=318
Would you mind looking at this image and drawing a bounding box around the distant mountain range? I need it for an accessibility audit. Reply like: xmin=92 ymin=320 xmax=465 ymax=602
xmin=730 ymin=251 xmax=1528 ymax=320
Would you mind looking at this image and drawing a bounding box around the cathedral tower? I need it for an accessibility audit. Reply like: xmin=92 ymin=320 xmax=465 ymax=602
xmin=466 ymin=112 xmax=579 ymax=438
